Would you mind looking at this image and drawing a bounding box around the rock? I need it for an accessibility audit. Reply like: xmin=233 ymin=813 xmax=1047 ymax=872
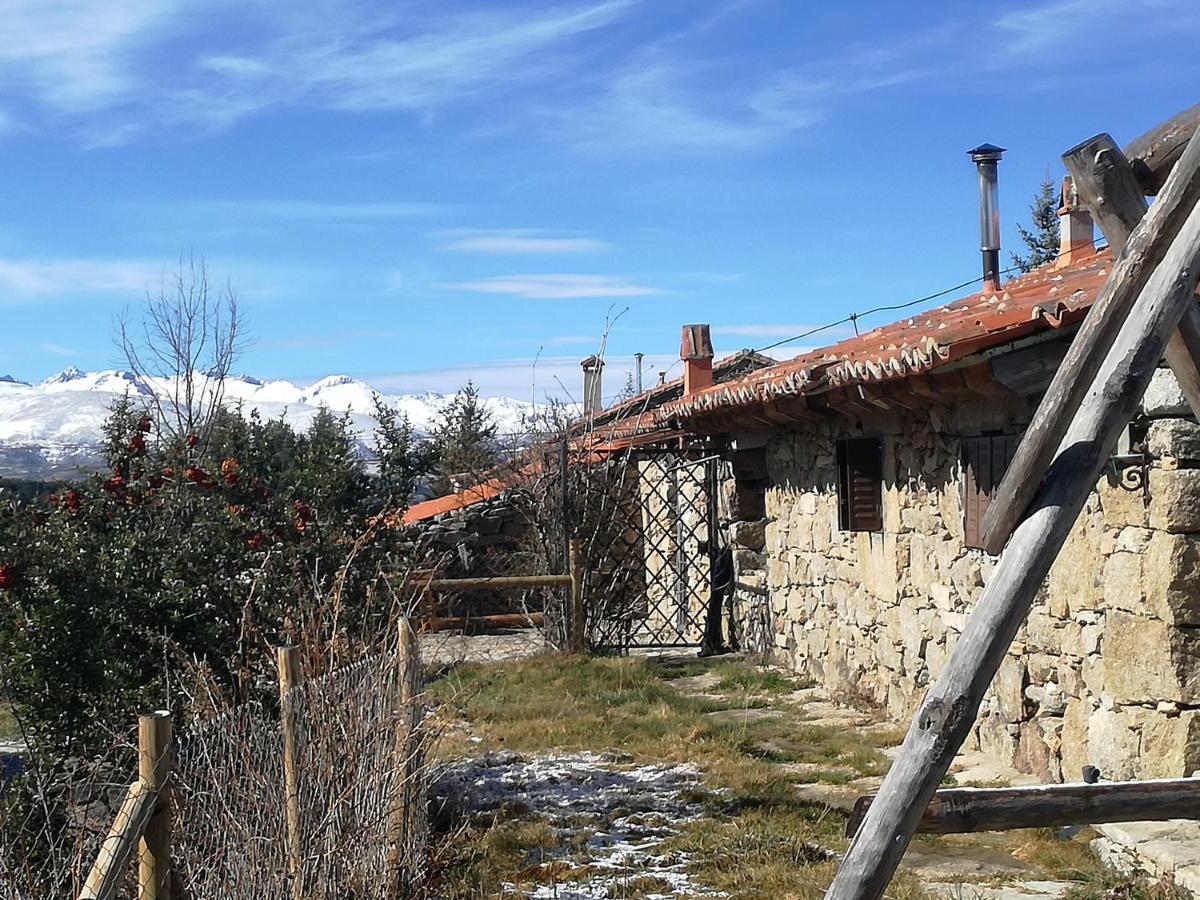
xmin=1139 ymin=709 xmax=1200 ymax=778
xmin=1144 ymin=531 xmax=1200 ymax=625
xmin=730 ymin=519 xmax=767 ymax=551
xmin=1087 ymin=706 xmax=1141 ymax=780
xmin=1149 ymin=468 xmax=1200 ymax=533
xmin=1142 ymin=367 xmax=1191 ymax=417
xmin=1148 ymin=418 xmax=1200 ymax=461
xmin=1104 ymin=611 xmax=1200 ymax=704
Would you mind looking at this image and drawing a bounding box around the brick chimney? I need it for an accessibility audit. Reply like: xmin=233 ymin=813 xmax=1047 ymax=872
xmin=580 ymin=355 xmax=603 ymax=416
xmin=1055 ymin=175 xmax=1095 ymax=268
xmin=680 ymin=324 xmax=714 ymax=396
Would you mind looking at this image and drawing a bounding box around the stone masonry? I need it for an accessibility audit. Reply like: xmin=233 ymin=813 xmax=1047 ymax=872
xmin=742 ymin=366 xmax=1200 ymax=783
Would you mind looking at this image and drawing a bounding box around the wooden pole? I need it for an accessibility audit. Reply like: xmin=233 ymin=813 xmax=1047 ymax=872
xmin=846 ymin=777 xmax=1200 ymax=837
xmin=568 ymin=538 xmax=584 ymax=653
xmin=137 ymin=711 xmax=173 ymax=900
xmin=1125 ymin=103 xmax=1200 ymax=195
xmin=385 ymin=618 xmax=423 ymax=897
xmin=826 ymin=155 xmax=1200 ymax=900
xmin=978 ymin=130 xmax=1200 ymax=553
xmin=80 ymin=781 xmax=155 ymax=900
xmin=276 ymin=646 xmax=304 ymax=900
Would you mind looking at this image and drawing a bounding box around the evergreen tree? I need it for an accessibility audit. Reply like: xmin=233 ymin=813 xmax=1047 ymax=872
xmin=371 ymin=393 xmax=430 ymax=506
xmin=430 ymin=381 xmax=499 ymax=495
xmin=1011 ymin=176 xmax=1060 ymax=273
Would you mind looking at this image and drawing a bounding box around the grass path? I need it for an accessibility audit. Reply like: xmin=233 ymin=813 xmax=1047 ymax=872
xmin=424 ymin=654 xmax=1171 ymax=900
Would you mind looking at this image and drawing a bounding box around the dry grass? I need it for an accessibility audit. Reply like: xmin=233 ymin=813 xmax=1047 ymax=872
xmin=427 ymin=654 xmax=900 ymax=898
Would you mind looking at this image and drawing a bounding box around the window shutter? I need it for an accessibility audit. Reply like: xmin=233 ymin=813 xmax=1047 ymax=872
xmin=963 ymin=433 xmax=1021 ymax=549
xmin=838 ymin=437 xmax=883 ymax=532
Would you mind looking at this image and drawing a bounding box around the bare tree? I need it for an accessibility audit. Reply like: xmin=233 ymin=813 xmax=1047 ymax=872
xmin=118 ymin=253 xmax=246 ymax=447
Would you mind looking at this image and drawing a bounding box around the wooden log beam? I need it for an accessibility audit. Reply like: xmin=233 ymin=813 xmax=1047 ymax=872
xmin=424 ymin=573 xmax=573 ymax=591
xmin=825 ymin=150 xmax=1200 ymax=900
xmin=846 ymin=778 xmax=1200 ymax=837
xmin=1061 ymin=136 xmax=1200 ymax=424
xmin=80 ymin=781 xmax=156 ymax=900
xmin=418 ymin=612 xmax=544 ymax=633
xmin=978 ymin=132 xmax=1200 ymax=555
xmin=1125 ymin=103 xmax=1200 ymax=195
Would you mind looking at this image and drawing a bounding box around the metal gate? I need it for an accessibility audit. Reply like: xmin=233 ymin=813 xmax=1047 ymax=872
xmin=585 ymin=447 xmax=721 ymax=653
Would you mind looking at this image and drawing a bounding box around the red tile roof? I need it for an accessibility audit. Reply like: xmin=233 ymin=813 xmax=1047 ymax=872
xmin=657 ymin=249 xmax=1111 ymax=425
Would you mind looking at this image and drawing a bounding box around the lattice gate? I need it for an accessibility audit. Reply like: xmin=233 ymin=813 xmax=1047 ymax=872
xmin=585 ymin=447 xmax=721 ymax=653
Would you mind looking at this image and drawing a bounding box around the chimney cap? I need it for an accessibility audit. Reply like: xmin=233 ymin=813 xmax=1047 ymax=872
xmin=580 ymin=355 xmax=603 ymax=370
xmin=968 ymin=143 xmax=1006 ymax=162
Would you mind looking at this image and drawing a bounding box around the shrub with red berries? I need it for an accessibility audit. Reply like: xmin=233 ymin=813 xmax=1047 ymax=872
xmin=0 ymin=399 xmax=406 ymax=754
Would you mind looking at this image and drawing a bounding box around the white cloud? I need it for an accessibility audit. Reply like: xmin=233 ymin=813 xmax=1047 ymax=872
xmin=0 ymin=0 xmax=186 ymax=113
xmin=444 ymin=273 xmax=664 ymax=300
xmin=436 ymin=229 xmax=610 ymax=255
xmin=994 ymin=0 xmax=1200 ymax=55
xmin=0 ymin=257 xmax=160 ymax=301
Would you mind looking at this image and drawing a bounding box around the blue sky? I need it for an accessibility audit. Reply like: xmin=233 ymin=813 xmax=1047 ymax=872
xmin=1 ymin=0 xmax=1198 ymax=403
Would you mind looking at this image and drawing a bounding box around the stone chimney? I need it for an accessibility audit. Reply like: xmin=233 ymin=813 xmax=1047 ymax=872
xmin=581 ymin=355 xmax=603 ymax=416
xmin=680 ymin=324 xmax=714 ymax=396
xmin=1055 ymin=175 xmax=1096 ymax=268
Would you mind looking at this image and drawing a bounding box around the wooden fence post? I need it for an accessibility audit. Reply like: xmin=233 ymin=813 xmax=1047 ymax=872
xmin=137 ymin=711 xmax=173 ymax=900
xmin=386 ymin=618 xmax=424 ymax=897
xmin=276 ymin=646 xmax=304 ymax=900
xmin=569 ymin=538 xmax=584 ymax=653
xmin=826 ymin=133 xmax=1200 ymax=900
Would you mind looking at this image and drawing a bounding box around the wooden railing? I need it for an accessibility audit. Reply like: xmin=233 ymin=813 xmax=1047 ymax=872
xmin=414 ymin=538 xmax=585 ymax=651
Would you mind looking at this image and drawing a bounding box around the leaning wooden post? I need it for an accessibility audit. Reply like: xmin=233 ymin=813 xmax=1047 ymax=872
xmin=568 ymin=538 xmax=585 ymax=653
xmin=978 ymin=128 xmax=1200 ymax=553
xmin=385 ymin=618 xmax=424 ymax=897
xmin=826 ymin=145 xmax=1200 ymax=900
xmin=137 ymin=711 xmax=173 ymax=900
xmin=276 ymin=646 xmax=304 ymax=900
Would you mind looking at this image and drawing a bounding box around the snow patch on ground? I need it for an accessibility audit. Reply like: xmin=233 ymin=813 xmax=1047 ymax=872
xmin=432 ymin=751 xmax=727 ymax=898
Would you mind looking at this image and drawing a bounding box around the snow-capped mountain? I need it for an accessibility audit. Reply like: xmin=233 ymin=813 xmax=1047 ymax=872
xmin=0 ymin=369 xmax=537 ymax=480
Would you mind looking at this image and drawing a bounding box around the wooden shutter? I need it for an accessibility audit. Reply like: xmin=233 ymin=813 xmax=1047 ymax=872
xmin=837 ymin=438 xmax=883 ymax=532
xmin=963 ymin=433 xmax=1021 ymax=549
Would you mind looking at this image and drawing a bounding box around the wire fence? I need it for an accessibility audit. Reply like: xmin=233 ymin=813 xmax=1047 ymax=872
xmin=0 ymin=623 xmax=431 ymax=900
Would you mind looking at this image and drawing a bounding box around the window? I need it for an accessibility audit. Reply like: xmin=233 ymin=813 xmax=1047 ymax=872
xmin=962 ymin=433 xmax=1021 ymax=549
xmin=837 ymin=437 xmax=883 ymax=532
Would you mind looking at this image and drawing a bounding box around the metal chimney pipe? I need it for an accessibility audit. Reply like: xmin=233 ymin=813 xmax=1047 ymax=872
xmin=968 ymin=143 xmax=1006 ymax=290
xmin=580 ymin=355 xmax=603 ymax=417
xmin=634 ymin=352 xmax=644 ymax=394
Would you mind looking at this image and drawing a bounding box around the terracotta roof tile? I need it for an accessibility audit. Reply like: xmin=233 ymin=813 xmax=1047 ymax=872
xmin=657 ymin=250 xmax=1111 ymax=424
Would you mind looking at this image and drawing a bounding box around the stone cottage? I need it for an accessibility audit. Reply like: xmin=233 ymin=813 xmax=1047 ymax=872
xmin=657 ymin=233 xmax=1200 ymax=784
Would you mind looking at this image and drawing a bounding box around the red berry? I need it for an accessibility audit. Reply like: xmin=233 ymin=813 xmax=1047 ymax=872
xmin=127 ymin=435 xmax=146 ymax=456
xmin=0 ymin=564 xmax=16 ymax=589
xmin=138 ymin=415 xmax=152 ymax=433
xmin=186 ymin=433 xmax=199 ymax=448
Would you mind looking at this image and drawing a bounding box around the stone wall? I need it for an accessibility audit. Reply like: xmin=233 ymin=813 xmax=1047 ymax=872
xmin=750 ymin=367 xmax=1200 ymax=782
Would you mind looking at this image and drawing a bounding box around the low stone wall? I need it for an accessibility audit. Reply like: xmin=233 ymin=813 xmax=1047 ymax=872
xmin=751 ymin=368 xmax=1200 ymax=782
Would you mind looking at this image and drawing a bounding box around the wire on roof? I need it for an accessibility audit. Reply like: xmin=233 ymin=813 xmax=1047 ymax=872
xmin=752 ymin=264 xmax=1026 ymax=355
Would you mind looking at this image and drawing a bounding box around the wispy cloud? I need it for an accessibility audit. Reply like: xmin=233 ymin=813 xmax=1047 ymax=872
xmin=436 ymin=229 xmax=610 ymax=255
xmin=171 ymin=1 xmax=638 ymax=131
xmin=993 ymin=0 xmax=1200 ymax=59
xmin=0 ymin=257 xmax=160 ymax=301
xmin=444 ymin=273 xmax=664 ymax=300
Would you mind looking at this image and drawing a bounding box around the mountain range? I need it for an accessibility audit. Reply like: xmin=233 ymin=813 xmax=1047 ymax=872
xmin=0 ymin=368 xmax=535 ymax=481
